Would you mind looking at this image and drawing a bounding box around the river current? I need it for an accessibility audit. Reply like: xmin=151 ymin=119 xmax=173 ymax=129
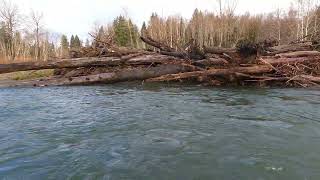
xmin=0 ymin=84 xmax=320 ymax=179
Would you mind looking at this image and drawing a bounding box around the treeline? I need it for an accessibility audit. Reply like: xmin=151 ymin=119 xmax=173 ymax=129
xmin=59 ymin=34 xmax=83 ymax=58
xmin=0 ymin=1 xmax=59 ymax=63
xmin=1 ymin=0 xmax=320 ymax=63
xmin=94 ymin=0 xmax=320 ymax=51
xmin=0 ymin=0 xmax=87 ymax=63
xmin=143 ymin=0 xmax=320 ymax=49
xmin=91 ymin=15 xmax=143 ymax=49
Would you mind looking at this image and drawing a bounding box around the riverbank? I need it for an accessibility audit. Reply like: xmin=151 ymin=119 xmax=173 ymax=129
xmin=1 ymin=35 xmax=320 ymax=88
xmin=0 ymin=69 xmax=53 ymax=87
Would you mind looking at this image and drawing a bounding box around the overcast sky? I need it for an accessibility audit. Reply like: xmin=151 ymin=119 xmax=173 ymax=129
xmin=12 ymin=0 xmax=298 ymax=39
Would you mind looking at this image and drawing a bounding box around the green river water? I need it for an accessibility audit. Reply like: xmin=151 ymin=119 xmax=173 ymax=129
xmin=0 ymin=84 xmax=320 ymax=179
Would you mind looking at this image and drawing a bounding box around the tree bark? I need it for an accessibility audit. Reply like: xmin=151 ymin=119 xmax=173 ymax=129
xmin=275 ymin=51 xmax=320 ymax=58
xmin=193 ymin=58 xmax=229 ymax=67
xmin=147 ymin=65 xmax=274 ymax=82
xmin=263 ymin=43 xmax=313 ymax=56
xmin=159 ymin=51 xmax=186 ymax=59
xmin=140 ymin=36 xmax=175 ymax=52
xmin=203 ymin=46 xmax=237 ymax=55
xmin=0 ymin=55 xmax=182 ymax=74
xmin=291 ymin=75 xmax=320 ymax=83
xmin=260 ymin=56 xmax=320 ymax=65
xmin=12 ymin=64 xmax=197 ymax=87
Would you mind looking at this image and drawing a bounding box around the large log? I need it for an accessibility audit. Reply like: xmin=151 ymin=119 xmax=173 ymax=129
xmin=140 ymin=36 xmax=176 ymax=52
xmin=234 ymin=73 xmax=289 ymax=82
xmin=0 ymin=57 xmax=122 ymax=74
xmin=0 ymin=55 xmax=182 ymax=74
xmin=203 ymin=46 xmax=243 ymax=63
xmin=263 ymin=43 xmax=313 ymax=56
xmin=141 ymin=35 xmax=205 ymax=60
xmin=124 ymin=54 xmax=181 ymax=65
xmin=193 ymin=58 xmax=229 ymax=67
xmin=275 ymin=51 xmax=320 ymax=58
xmin=291 ymin=75 xmax=320 ymax=83
xmin=160 ymin=51 xmax=186 ymax=59
xmin=260 ymin=56 xmax=320 ymax=65
xmin=203 ymin=47 xmax=237 ymax=55
xmin=146 ymin=65 xmax=274 ymax=82
xmin=11 ymin=64 xmax=197 ymax=87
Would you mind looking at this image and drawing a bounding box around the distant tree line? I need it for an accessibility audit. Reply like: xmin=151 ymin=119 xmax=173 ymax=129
xmin=0 ymin=0 xmax=84 ymax=62
xmin=91 ymin=15 xmax=142 ymax=49
xmin=93 ymin=0 xmax=320 ymax=51
xmin=0 ymin=0 xmax=58 ymax=63
xmin=59 ymin=34 xmax=83 ymax=58
xmin=143 ymin=0 xmax=320 ymax=49
xmin=1 ymin=0 xmax=320 ymax=63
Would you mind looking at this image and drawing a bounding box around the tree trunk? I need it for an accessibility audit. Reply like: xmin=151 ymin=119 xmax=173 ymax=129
xmin=11 ymin=64 xmax=197 ymax=87
xmin=275 ymin=51 xmax=320 ymax=58
xmin=263 ymin=43 xmax=313 ymax=55
xmin=140 ymin=35 xmax=175 ymax=52
xmin=147 ymin=65 xmax=274 ymax=82
xmin=0 ymin=55 xmax=182 ymax=74
xmin=260 ymin=56 xmax=320 ymax=65
xmin=203 ymin=46 xmax=237 ymax=55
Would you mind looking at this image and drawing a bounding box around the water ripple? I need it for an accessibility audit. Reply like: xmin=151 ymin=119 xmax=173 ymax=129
xmin=0 ymin=85 xmax=320 ymax=179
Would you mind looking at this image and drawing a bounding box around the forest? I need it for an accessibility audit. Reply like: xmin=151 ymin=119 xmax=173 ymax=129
xmin=0 ymin=0 xmax=319 ymax=63
xmin=1 ymin=0 xmax=320 ymax=87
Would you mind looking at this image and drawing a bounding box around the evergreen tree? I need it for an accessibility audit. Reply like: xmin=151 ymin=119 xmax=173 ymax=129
xmin=92 ymin=26 xmax=104 ymax=47
xmin=141 ymin=21 xmax=147 ymax=35
xmin=70 ymin=35 xmax=75 ymax=49
xmin=113 ymin=16 xmax=140 ymax=47
xmin=61 ymin=35 xmax=69 ymax=49
xmin=113 ymin=16 xmax=130 ymax=47
xmin=60 ymin=35 xmax=69 ymax=58
xmin=74 ymin=35 xmax=81 ymax=49
xmin=131 ymin=21 xmax=140 ymax=48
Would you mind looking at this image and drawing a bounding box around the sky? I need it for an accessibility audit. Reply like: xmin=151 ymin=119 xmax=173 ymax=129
xmin=11 ymin=0 xmax=297 ymax=40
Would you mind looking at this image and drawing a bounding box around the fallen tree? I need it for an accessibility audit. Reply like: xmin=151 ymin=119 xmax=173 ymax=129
xmin=193 ymin=58 xmax=229 ymax=67
xmin=15 ymin=64 xmax=197 ymax=87
xmin=262 ymin=43 xmax=314 ymax=56
xmin=0 ymin=54 xmax=182 ymax=74
xmin=146 ymin=65 xmax=274 ymax=82
xmin=1 ymin=34 xmax=320 ymax=88
xmin=141 ymin=34 xmax=205 ymax=60
xmin=259 ymin=55 xmax=320 ymax=65
xmin=203 ymin=47 xmax=237 ymax=55
xmin=275 ymin=51 xmax=320 ymax=58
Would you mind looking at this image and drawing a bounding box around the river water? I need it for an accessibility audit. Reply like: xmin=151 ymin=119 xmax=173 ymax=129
xmin=0 ymin=84 xmax=320 ymax=180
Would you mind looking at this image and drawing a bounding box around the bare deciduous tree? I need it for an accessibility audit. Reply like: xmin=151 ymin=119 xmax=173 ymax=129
xmin=0 ymin=0 xmax=19 ymax=61
xmin=30 ymin=10 xmax=44 ymax=60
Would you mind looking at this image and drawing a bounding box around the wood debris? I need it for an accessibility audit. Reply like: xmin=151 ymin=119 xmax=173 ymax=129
xmin=1 ymin=33 xmax=320 ymax=88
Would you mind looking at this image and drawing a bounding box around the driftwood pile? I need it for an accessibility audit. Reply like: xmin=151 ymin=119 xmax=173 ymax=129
xmin=145 ymin=39 xmax=320 ymax=87
xmin=1 ymin=34 xmax=320 ymax=87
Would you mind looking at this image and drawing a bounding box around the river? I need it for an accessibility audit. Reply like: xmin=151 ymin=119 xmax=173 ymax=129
xmin=0 ymin=84 xmax=320 ymax=180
